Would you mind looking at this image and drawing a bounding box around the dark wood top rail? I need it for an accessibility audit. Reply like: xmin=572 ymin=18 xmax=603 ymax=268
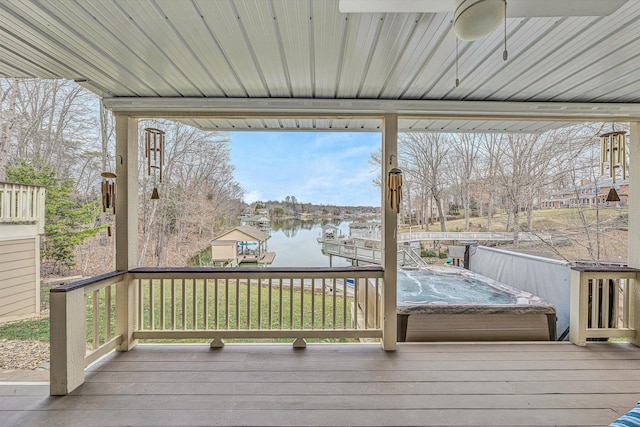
xmin=50 ymin=271 xmax=126 ymax=293
xmin=571 ymin=266 xmax=640 ymax=273
xmin=50 ymin=266 xmax=385 ymax=293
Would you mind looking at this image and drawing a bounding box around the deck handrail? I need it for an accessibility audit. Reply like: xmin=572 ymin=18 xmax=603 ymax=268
xmin=130 ymin=267 xmax=384 ymax=342
xmin=50 ymin=271 xmax=127 ymax=395
xmin=0 ymin=182 xmax=46 ymax=233
xmin=50 ymin=267 xmax=384 ymax=395
xmin=569 ymin=266 xmax=639 ymax=346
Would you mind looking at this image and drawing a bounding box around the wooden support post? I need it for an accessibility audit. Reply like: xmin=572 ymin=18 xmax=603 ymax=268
xmin=628 ymin=122 xmax=640 ymax=347
xmin=381 ymin=114 xmax=398 ymax=350
xmin=115 ymin=114 xmax=139 ymax=351
xmin=116 ymin=275 xmax=137 ymax=351
xmin=50 ymin=290 xmax=86 ymax=395
xmin=115 ymin=114 xmax=138 ymax=271
xmin=569 ymin=269 xmax=587 ymax=346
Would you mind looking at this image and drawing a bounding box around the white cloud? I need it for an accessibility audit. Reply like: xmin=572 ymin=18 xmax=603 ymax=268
xmin=244 ymin=190 xmax=262 ymax=204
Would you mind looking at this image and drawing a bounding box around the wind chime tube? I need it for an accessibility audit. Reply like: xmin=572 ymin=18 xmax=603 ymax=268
xmin=610 ymin=134 xmax=617 ymax=184
xmin=387 ymin=168 xmax=403 ymax=214
xmin=620 ymin=133 xmax=626 ymax=180
xmin=600 ymin=136 xmax=607 ymax=177
xmin=160 ymin=132 xmax=164 ymax=182
xmin=144 ymin=127 xmax=165 ymax=200
xmin=100 ymin=171 xmax=117 ymax=214
xmin=599 ymin=131 xmax=628 ymax=184
xmin=145 ymin=130 xmax=151 ymax=176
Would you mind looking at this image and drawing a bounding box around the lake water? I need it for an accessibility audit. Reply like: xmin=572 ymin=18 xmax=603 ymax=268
xmin=267 ymin=220 xmax=352 ymax=267
xmin=192 ymin=220 xmax=353 ymax=268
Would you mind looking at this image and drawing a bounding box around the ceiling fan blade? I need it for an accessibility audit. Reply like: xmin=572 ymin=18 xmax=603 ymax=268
xmin=507 ymin=0 xmax=628 ymax=18
xmin=339 ymin=0 xmax=454 ymax=14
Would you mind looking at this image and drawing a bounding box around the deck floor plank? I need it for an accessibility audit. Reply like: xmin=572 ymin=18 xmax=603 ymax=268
xmin=2 ymin=342 xmax=640 ymax=426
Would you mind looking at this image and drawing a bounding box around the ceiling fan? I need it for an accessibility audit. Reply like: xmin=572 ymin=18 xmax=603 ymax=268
xmin=339 ymin=0 xmax=628 ymax=42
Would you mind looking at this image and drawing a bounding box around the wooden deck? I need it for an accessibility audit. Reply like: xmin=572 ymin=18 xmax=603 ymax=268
xmin=2 ymin=342 xmax=640 ymax=426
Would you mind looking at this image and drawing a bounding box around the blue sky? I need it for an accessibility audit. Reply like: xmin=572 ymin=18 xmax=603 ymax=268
xmin=229 ymin=132 xmax=381 ymax=207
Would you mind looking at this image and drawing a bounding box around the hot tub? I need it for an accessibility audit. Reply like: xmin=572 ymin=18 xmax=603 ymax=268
xmin=395 ymin=266 xmax=556 ymax=342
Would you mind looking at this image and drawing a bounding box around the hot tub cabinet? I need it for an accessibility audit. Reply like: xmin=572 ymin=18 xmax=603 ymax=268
xmin=374 ymin=266 xmax=556 ymax=342
xmin=397 ymin=309 xmax=556 ymax=342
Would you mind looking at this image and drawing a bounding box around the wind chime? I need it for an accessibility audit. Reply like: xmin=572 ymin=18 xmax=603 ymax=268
xmin=600 ymin=131 xmax=627 ymax=202
xmin=144 ymin=127 xmax=165 ymax=199
xmin=387 ymin=167 xmax=403 ymax=214
xmin=100 ymin=171 xmax=116 ymax=236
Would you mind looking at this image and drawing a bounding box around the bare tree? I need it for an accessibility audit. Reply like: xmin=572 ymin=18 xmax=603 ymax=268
xmin=138 ymin=120 xmax=243 ymax=267
xmin=400 ymin=132 xmax=451 ymax=232
xmin=0 ymin=78 xmax=19 ymax=180
xmin=448 ymin=133 xmax=479 ymax=231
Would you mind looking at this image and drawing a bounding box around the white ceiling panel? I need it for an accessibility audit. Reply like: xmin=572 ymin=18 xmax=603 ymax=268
xmin=272 ymin=1 xmax=313 ymax=97
xmin=1 ymin=0 xmax=640 ymax=132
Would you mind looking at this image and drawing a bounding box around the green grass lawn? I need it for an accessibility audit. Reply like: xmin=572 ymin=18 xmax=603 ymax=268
xmin=0 ymin=316 xmax=50 ymax=341
xmin=0 ymin=280 xmax=356 ymax=345
xmin=137 ymin=279 xmax=355 ymax=343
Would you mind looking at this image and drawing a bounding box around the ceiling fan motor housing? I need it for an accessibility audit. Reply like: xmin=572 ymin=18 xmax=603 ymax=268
xmin=454 ymin=0 xmax=505 ymax=41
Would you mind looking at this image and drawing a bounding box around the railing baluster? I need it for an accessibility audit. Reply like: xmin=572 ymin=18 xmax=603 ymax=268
xmin=192 ymin=279 xmax=197 ymax=329
xmin=300 ymin=278 xmax=304 ymax=329
xmin=160 ymin=279 xmax=165 ymax=330
xmin=279 ymin=278 xmax=283 ymax=329
xmin=215 ymin=279 xmax=220 ymax=330
xmin=375 ymin=277 xmax=380 ymax=329
xmin=289 ymin=278 xmax=294 ymax=330
xmin=105 ymin=285 xmax=112 ymax=340
xmin=322 ymin=278 xmax=326 ymax=330
xmin=364 ymin=277 xmax=368 ymax=329
xmin=354 ymin=277 xmax=359 ymax=330
xmin=246 ymin=278 xmax=251 ymax=329
xmin=225 ymin=279 xmax=230 ymax=329
xmin=603 ymin=279 xmax=611 ymax=329
xmin=204 ymin=279 xmax=209 ymax=330
xmin=332 ymin=278 xmax=337 ymax=329
xmin=268 ymin=278 xmax=272 ymax=330
xmin=138 ymin=280 xmax=144 ymax=330
xmin=311 ymin=278 xmax=315 ymax=330
xmin=257 ymin=278 xmax=262 ymax=330
xmin=149 ymin=279 xmax=155 ymax=330
xmin=92 ymin=290 xmax=99 ymax=349
xmin=343 ymin=277 xmax=348 ymax=329
xmin=235 ymin=279 xmax=240 ymax=330
xmin=171 ymin=279 xmax=176 ymax=330
xmin=591 ymin=279 xmax=599 ymax=328
xmin=624 ymin=279 xmax=631 ymax=328
xmin=181 ymin=279 xmax=187 ymax=330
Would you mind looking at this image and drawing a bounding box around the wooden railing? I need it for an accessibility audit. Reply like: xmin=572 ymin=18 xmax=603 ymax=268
xmin=130 ymin=267 xmax=383 ymax=345
xmin=0 ymin=182 xmax=46 ymax=233
xmin=569 ymin=266 xmax=639 ymax=346
xmin=50 ymin=267 xmax=384 ymax=395
xmin=50 ymin=271 xmax=126 ymax=395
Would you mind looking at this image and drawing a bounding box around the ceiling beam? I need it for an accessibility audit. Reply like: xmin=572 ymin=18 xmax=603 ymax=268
xmin=103 ymin=97 xmax=640 ymax=122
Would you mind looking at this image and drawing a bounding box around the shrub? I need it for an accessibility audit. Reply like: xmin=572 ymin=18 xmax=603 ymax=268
xmin=439 ymin=251 xmax=448 ymax=258
xmin=421 ymin=250 xmax=437 ymax=257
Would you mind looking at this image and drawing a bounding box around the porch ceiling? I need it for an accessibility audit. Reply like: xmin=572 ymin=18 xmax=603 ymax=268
xmin=2 ymin=0 xmax=640 ymax=132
